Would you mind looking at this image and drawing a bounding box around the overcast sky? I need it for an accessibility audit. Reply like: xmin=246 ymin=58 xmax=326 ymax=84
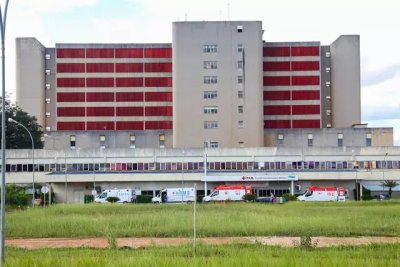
xmin=4 ymin=0 xmax=400 ymax=144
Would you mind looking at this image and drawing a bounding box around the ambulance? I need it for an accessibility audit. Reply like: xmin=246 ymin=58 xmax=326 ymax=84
xmin=297 ymin=186 xmax=346 ymax=202
xmin=203 ymin=185 xmax=252 ymax=202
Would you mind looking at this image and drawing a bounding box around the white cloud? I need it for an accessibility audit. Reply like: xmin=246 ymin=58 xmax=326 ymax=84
xmin=14 ymin=0 xmax=98 ymax=13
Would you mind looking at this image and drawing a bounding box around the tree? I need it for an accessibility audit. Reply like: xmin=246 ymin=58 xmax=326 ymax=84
xmin=0 ymin=97 xmax=43 ymax=149
xmin=382 ymin=180 xmax=400 ymax=197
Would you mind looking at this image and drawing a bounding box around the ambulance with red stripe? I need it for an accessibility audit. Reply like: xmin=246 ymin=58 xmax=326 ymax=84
xmin=203 ymin=185 xmax=252 ymax=202
xmin=297 ymin=186 xmax=346 ymax=202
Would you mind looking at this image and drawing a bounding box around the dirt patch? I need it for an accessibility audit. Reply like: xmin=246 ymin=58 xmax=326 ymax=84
xmin=6 ymin=236 xmax=400 ymax=249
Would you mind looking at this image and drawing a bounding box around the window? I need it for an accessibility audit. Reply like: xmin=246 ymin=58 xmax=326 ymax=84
xmin=45 ymin=54 xmax=51 ymax=60
xmin=326 ymin=81 xmax=331 ymax=87
xmin=45 ymin=84 xmax=50 ymax=90
xmin=45 ymin=98 xmax=51 ymax=104
xmin=204 ymin=121 xmax=218 ymax=129
xmin=238 ymin=106 xmax=243 ymax=113
xmin=326 ymin=67 xmax=331 ymax=72
xmin=237 ymin=44 xmax=243 ymax=53
xmin=366 ymin=133 xmax=372 ymax=147
xmin=204 ymin=76 xmax=218 ymax=84
xmin=45 ymin=70 xmax=50 ymax=75
xmin=237 ymin=61 xmax=243 ymax=69
xmin=338 ymin=133 xmax=343 ymax=147
xmin=238 ymin=76 xmax=243 ymax=84
xmin=70 ymin=135 xmax=76 ymax=149
xmin=278 ymin=134 xmax=284 ymax=145
xmin=100 ymin=135 xmax=106 ymax=149
xmin=203 ymin=45 xmax=217 ymax=53
xmin=45 ymin=112 xmax=50 ymax=117
xmin=238 ymin=120 xmax=244 ymax=128
xmin=204 ymin=106 xmax=218 ymax=114
xmin=307 ymin=134 xmax=313 ymax=147
xmin=159 ymin=134 xmax=165 ymax=149
xmin=239 ymin=141 xmax=244 ymax=148
xmin=238 ymin=91 xmax=244 ymax=98
xmin=204 ymin=91 xmax=218 ymax=99
xmin=203 ymin=61 xmax=217 ymax=69
xmin=130 ymin=134 xmax=136 ymax=148
xmin=210 ymin=142 xmax=219 ymax=148
xmin=325 ymin=51 xmax=331 ymax=57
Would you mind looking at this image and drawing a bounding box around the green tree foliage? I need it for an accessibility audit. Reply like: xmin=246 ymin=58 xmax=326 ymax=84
xmin=0 ymin=97 xmax=43 ymax=149
xmin=5 ymin=184 xmax=29 ymax=206
xmin=382 ymin=180 xmax=400 ymax=197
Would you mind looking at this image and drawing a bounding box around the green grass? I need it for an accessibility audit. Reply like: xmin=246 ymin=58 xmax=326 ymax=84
xmin=6 ymin=201 xmax=400 ymax=238
xmin=5 ymin=243 xmax=400 ymax=267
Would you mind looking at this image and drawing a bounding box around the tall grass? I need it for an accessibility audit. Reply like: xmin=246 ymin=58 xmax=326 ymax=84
xmin=5 ymin=243 xmax=400 ymax=267
xmin=6 ymin=201 xmax=400 ymax=238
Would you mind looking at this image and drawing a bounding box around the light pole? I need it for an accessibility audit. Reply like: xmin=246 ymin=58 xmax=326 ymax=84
xmin=0 ymin=0 xmax=10 ymax=264
xmin=8 ymin=118 xmax=35 ymax=206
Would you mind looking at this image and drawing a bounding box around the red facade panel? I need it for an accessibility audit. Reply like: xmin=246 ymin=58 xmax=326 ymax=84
xmin=57 ymin=107 xmax=85 ymax=117
xmin=116 ymin=121 xmax=144 ymax=130
xmin=263 ymin=76 xmax=290 ymax=86
xmin=116 ymin=107 xmax=144 ymax=116
xmin=86 ymin=63 xmax=114 ymax=73
xmin=86 ymin=92 xmax=114 ymax=102
xmin=264 ymin=120 xmax=291 ymax=129
xmin=57 ymin=122 xmax=85 ymax=130
xmin=57 ymin=63 xmax=85 ymax=73
xmin=115 ymin=63 xmax=143 ymax=73
xmin=144 ymin=48 xmax=172 ymax=58
xmin=291 ymin=46 xmax=320 ymax=57
xmin=292 ymin=105 xmax=320 ymax=115
xmin=116 ymin=92 xmax=144 ymax=102
xmin=145 ymin=63 xmax=172 ymax=72
xmin=263 ymin=91 xmax=290 ymax=100
xmin=57 ymin=78 xmax=85 ymax=87
xmin=86 ymin=78 xmax=114 ymax=87
xmin=116 ymin=77 xmax=143 ymax=87
xmin=145 ymin=92 xmax=172 ymax=102
xmin=292 ymin=120 xmax=320 ymax=128
xmin=86 ymin=48 xmax=114 ymax=58
xmin=87 ymin=107 xmax=115 ymax=116
xmin=115 ymin=48 xmax=143 ymax=58
xmin=263 ymin=62 xmax=290 ymax=71
xmin=145 ymin=106 xmax=172 ymax=116
xmin=87 ymin=121 xmax=115 ymax=130
xmin=291 ymin=76 xmax=320 ymax=86
xmin=145 ymin=77 xmax=172 ymax=87
xmin=291 ymin=61 xmax=320 ymax=71
xmin=264 ymin=105 xmax=291 ymax=115
xmin=263 ymin=47 xmax=290 ymax=57
xmin=56 ymin=48 xmax=85 ymax=58
xmin=292 ymin=90 xmax=320 ymax=100
xmin=57 ymin=93 xmax=85 ymax=102
xmin=145 ymin=121 xmax=172 ymax=129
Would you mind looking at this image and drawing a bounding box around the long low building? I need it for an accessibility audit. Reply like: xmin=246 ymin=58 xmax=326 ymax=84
xmin=5 ymin=146 xmax=400 ymax=203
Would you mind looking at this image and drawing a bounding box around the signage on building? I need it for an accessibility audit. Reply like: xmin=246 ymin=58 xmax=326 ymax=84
xmin=201 ymin=173 xmax=298 ymax=182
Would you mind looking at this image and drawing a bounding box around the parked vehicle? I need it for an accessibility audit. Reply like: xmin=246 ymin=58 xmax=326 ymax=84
xmin=297 ymin=186 xmax=346 ymax=202
xmin=203 ymin=185 xmax=252 ymax=202
xmin=94 ymin=189 xmax=139 ymax=203
xmin=374 ymin=194 xmax=391 ymax=200
xmin=152 ymin=188 xmax=196 ymax=203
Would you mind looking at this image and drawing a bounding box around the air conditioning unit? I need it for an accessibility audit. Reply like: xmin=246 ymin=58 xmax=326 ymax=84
xmin=45 ymin=54 xmax=51 ymax=60
xmin=45 ymin=70 xmax=50 ymax=75
xmin=327 ymin=124 xmax=332 ymax=128
xmin=326 ymin=95 xmax=331 ymax=100
xmin=45 ymin=84 xmax=50 ymax=90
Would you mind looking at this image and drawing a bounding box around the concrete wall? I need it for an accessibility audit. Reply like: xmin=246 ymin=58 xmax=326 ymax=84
xmin=264 ymin=127 xmax=393 ymax=147
xmin=16 ymin=38 xmax=46 ymax=127
xmin=43 ymin=130 xmax=173 ymax=149
xmin=173 ymin=21 xmax=264 ymax=148
xmin=45 ymin=48 xmax=56 ymax=131
xmin=320 ymin=46 xmax=332 ymax=128
xmin=330 ymin=35 xmax=361 ymax=127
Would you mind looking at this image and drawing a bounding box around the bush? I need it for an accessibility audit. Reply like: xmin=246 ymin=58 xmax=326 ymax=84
xmin=282 ymin=193 xmax=297 ymax=201
xmin=137 ymin=195 xmax=152 ymax=203
xmin=242 ymin=194 xmax=256 ymax=202
xmin=106 ymin=197 xmax=120 ymax=203
xmin=362 ymin=195 xmax=374 ymax=201
xmin=5 ymin=185 xmax=29 ymax=206
xmin=197 ymin=195 xmax=204 ymax=203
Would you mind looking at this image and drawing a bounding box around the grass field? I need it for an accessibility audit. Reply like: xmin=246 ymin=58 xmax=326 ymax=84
xmin=5 ymin=243 xmax=400 ymax=267
xmin=6 ymin=201 xmax=400 ymax=238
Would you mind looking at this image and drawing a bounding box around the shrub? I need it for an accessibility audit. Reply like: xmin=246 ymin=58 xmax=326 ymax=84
xmin=137 ymin=195 xmax=152 ymax=203
xmin=106 ymin=197 xmax=120 ymax=203
xmin=5 ymin=185 xmax=29 ymax=206
xmin=282 ymin=193 xmax=297 ymax=201
xmin=242 ymin=194 xmax=256 ymax=202
xmin=362 ymin=195 xmax=374 ymax=200
xmin=197 ymin=195 xmax=204 ymax=203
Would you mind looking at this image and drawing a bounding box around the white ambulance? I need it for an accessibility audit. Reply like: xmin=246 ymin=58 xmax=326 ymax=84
xmin=297 ymin=186 xmax=346 ymax=202
xmin=203 ymin=185 xmax=252 ymax=202
xmin=152 ymin=188 xmax=196 ymax=203
xmin=94 ymin=189 xmax=139 ymax=203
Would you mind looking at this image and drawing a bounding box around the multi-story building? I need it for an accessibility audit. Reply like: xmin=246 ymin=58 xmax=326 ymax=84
xmin=16 ymin=21 xmax=371 ymax=149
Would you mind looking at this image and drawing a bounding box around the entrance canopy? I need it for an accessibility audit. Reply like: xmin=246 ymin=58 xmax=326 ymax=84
xmin=202 ymin=173 xmax=298 ymax=182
